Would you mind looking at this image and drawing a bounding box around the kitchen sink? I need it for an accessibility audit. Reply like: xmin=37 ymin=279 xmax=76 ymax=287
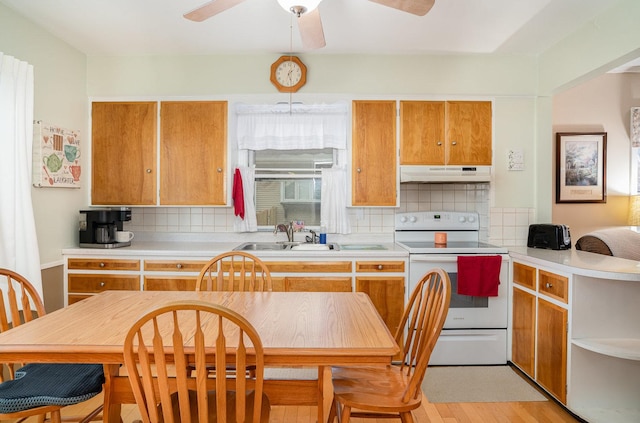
xmin=234 ymin=242 xmax=340 ymax=251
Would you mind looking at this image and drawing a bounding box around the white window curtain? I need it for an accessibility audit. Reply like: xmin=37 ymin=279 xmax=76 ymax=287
xmin=236 ymin=102 xmax=348 ymax=150
xmin=321 ymin=167 xmax=351 ymax=235
xmin=233 ymin=166 xmax=257 ymax=232
xmin=0 ymin=53 xmax=43 ymax=297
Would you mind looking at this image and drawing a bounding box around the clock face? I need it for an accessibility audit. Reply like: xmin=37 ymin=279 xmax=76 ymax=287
xmin=270 ymin=55 xmax=307 ymax=92
xmin=275 ymin=60 xmax=302 ymax=87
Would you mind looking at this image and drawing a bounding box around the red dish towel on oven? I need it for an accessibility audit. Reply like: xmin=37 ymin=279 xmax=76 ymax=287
xmin=232 ymin=168 xmax=245 ymax=219
xmin=456 ymin=255 xmax=502 ymax=297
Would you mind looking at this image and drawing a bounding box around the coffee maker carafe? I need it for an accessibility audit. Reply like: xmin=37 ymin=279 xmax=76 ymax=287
xmin=79 ymin=208 xmax=131 ymax=248
xmin=94 ymin=223 xmax=116 ymax=244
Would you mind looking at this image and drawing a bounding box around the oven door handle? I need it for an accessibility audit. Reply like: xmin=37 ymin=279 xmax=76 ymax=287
xmin=410 ymin=256 xmax=459 ymax=263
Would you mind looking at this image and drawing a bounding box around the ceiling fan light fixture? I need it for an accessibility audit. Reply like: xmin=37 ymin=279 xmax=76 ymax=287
xmin=277 ymin=0 xmax=322 ymax=15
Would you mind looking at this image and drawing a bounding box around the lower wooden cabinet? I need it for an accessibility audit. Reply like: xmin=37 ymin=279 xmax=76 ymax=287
xmin=67 ymin=258 xmax=141 ymax=304
xmin=537 ymin=298 xmax=568 ymax=403
xmin=355 ymin=277 xmax=404 ymax=336
xmin=64 ymin=254 xmax=408 ymax=337
xmin=511 ymin=286 xmax=536 ymax=376
xmin=143 ymin=259 xmax=208 ymax=291
xmin=511 ymin=261 xmax=569 ymax=404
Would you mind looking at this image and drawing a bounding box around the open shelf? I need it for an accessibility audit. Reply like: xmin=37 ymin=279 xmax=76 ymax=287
xmin=572 ymin=338 xmax=640 ymax=361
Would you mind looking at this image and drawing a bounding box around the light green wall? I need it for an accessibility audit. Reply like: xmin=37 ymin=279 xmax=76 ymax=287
xmin=539 ymin=0 xmax=640 ymax=95
xmin=86 ymin=54 xmax=539 ymax=96
xmin=0 ymin=3 xmax=87 ymax=265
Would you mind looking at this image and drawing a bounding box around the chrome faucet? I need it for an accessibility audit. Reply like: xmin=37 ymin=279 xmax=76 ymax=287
xmin=274 ymin=222 xmax=295 ymax=242
xmin=306 ymin=230 xmax=319 ymax=244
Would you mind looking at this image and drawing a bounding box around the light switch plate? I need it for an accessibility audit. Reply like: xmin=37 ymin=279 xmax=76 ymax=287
xmin=507 ymin=149 xmax=524 ymax=171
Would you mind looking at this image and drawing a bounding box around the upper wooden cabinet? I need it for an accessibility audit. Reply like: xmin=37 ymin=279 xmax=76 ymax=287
xmin=160 ymin=101 xmax=227 ymax=205
xmin=92 ymin=102 xmax=157 ymax=205
xmin=400 ymin=100 xmax=492 ymax=166
xmin=351 ymin=100 xmax=397 ymax=206
xmin=91 ymin=101 xmax=228 ymax=206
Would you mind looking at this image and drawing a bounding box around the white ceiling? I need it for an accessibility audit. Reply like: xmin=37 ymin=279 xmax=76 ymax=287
xmin=0 ymin=0 xmax=632 ymax=66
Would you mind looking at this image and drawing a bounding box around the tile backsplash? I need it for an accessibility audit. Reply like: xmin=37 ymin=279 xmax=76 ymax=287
xmin=125 ymin=183 xmax=535 ymax=247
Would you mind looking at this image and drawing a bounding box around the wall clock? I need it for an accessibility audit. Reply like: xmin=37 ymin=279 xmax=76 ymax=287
xmin=270 ymin=55 xmax=307 ymax=93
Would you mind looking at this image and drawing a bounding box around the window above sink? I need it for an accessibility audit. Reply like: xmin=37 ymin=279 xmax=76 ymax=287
xmin=252 ymin=148 xmax=335 ymax=227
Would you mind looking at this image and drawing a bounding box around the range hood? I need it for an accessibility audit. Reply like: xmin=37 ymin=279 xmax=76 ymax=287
xmin=400 ymin=165 xmax=492 ymax=183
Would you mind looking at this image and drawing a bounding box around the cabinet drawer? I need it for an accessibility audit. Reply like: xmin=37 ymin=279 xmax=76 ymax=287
xmin=68 ymin=294 xmax=92 ymax=305
xmin=144 ymin=260 xmax=208 ymax=272
xmin=513 ymin=262 xmax=536 ymax=290
xmin=538 ymin=270 xmax=568 ymax=303
xmin=264 ymin=261 xmax=352 ymax=273
xmin=356 ymin=261 xmax=405 ymax=273
xmin=144 ymin=277 xmax=198 ymax=291
xmin=68 ymin=274 xmax=140 ymax=292
xmin=68 ymin=258 xmax=140 ymax=271
xmin=285 ymin=277 xmax=352 ymax=292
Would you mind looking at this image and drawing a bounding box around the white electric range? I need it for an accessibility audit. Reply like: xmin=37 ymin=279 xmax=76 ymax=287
xmin=395 ymin=211 xmax=510 ymax=365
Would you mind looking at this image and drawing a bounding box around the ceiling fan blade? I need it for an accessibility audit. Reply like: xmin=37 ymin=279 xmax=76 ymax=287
xmin=184 ymin=0 xmax=247 ymax=22
xmin=369 ymin=0 xmax=435 ymax=16
xmin=298 ymin=8 xmax=326 ymax=50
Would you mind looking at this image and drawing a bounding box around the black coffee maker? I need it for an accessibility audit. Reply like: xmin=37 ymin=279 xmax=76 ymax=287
xmin=79 ymin=208 xmax=132 ymax=248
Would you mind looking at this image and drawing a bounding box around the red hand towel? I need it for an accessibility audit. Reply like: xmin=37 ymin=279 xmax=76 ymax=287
xmin=232 ymin=168 xmax=245 ymax=219
xmin=456 ymin=255 xmax=502 ymax=297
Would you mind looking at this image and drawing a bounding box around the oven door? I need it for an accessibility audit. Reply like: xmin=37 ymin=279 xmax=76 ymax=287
xmin=409 ymin=254 xmax=510 ymax=365
xmin=408 ymin=254 xmax=509 ymax=329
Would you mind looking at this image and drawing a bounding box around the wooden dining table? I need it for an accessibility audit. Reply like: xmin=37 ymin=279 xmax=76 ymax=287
xmin=0 ymin=290 xmax=399 ymax=423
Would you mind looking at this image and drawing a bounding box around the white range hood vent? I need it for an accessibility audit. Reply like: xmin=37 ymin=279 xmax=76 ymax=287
xmin=400 ymin=165 xmax=492 ymax=183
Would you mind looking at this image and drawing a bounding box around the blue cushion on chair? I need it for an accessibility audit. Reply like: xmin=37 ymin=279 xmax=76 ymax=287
xmin=0 ymin=363 xmax=104 ymax=414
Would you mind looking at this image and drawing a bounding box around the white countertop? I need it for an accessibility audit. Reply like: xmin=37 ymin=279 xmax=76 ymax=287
xmin=62 ymin=241 xmax=408 ymax=258
xmin=509 ymin=247 xmax=640 ymax=281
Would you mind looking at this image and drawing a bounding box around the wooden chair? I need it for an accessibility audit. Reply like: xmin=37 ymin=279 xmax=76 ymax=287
xmin=123 ymin=300 xmax=271 ymax=423
xmin=195 ymin=252 xmax=272 ymax=292
xmin=0 ymin=268 xmax=104 ymax=423
xmin=327 ymin=268 xmax=451 ymax=423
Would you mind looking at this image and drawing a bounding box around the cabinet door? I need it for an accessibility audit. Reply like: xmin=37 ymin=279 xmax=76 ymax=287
xmin=352 ymin=100 xmax=397 ymax=206
xmin=512 ymin=286 xmax=536 ymax=378
xmin=356 ymin=277 xmax=404 ymax=336
xmin=160 ymin=101 xmax=227 ymax=205
xmin=537 ymin=298 xmax=568 ymax=404
xmin=400 ymin=101 xmax=445 ymax=165
xmin=284 ymin=277 xmax=352 ymax=292
xmin=446 ymin=101 xmax=492 ymax=165
xmin=91 ymin=102 xmax=157 ymax=205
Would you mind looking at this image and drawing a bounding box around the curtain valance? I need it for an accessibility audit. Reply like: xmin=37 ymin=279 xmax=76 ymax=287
xmin=236 ymin=102 xmax=347 ymax=150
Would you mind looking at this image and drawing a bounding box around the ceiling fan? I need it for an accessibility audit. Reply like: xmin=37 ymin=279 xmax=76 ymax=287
xmin=184 ymin=0 xmax=436 ymax=50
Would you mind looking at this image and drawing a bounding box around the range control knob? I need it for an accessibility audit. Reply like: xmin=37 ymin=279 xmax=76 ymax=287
xmin=467 ymin=215 xmax=476 ymax=223
xmin=409 ymin=216 xmax=417 ymax=223
xmin=399 ymin=216 xmax=408 ymax=223
xmin=458 ymin=216 xmax=466 ymax=223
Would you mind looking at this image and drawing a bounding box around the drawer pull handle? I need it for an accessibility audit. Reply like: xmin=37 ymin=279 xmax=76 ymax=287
xmin=176 ymin=263 xmax=183 ymax=269
xmin=377 ymin=264 xmax=383 ymax=270
xmin=99 ymin=262 xmax=105 ymax=268
xmin=100 ymin=282 xmax=106 ymax=287
xmin=545 ymin=283 xmax=553 ymax=288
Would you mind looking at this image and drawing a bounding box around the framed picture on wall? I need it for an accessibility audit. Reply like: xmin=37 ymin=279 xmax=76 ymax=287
xmin=556 ymin=132 xmax=607 ymax=203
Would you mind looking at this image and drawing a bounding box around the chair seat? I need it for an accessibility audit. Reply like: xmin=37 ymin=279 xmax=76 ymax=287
xmin=331 ymin=366 xmax=422 ymax=412
xmin=162 ymin=389 xmax=271 ymax=423
xmin=0 ymin=363 xmax=104 ymax=414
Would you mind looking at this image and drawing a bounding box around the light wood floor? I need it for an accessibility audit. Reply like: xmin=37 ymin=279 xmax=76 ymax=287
xmin=13 ymin=389 xmax=582 ymax=423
